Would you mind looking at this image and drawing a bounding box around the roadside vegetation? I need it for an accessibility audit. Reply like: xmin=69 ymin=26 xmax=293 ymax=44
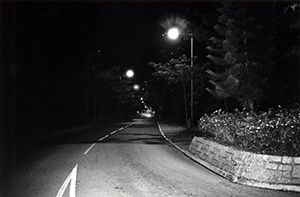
xmin=198 ymin=106 xmax=300 ymax=157
xmin=196 ymin=3 xmax=300 ymax=157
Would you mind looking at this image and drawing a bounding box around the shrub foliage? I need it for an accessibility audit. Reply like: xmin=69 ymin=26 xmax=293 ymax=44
xmin=198 ymin=106 xmax=300 ymax=156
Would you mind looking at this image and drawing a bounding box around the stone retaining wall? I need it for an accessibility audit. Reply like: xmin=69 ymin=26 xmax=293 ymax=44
xmin=188 ymin=136 xmax=300 ymax=192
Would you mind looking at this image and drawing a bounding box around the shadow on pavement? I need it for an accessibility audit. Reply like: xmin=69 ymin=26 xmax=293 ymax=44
xmin=100 ymin=133 xmax=167 ymax=145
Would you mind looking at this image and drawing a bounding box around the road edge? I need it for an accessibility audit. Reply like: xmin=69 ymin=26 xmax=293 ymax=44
xmin=157 ymin=121 xmax=300 ymax=194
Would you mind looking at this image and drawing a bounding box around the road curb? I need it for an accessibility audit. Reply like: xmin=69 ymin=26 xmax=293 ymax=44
xmin=157 ymin=122 xmax=300 ymax=193
xmin=157 ymin=122 xmax=196 ymax=160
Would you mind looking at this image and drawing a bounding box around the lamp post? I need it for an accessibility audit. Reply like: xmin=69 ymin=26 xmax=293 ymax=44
xmin=167 ymin=27 xmax=194 ymax=128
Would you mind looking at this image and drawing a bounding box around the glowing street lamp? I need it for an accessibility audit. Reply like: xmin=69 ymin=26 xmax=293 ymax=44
xmin=167 ymin=27 xmax=194 ymax=128
xmin=167 ymin=27 xmax=180 ymax=40
xmin=126 ymin=69 xmax=134 ymax=78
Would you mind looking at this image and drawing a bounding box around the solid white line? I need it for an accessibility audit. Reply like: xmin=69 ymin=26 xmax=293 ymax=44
xmin=56 ymin=170 xmax=72 ymax=197
xmin=56 ymin=164 xmax=78 ymax=197
xmin=83 ymin=143 xmax=96 ymax=155
xmin=98 ymin=135 xmax=109 ymax=142
xmin=70 ymin=164 xmax=78 ymax=197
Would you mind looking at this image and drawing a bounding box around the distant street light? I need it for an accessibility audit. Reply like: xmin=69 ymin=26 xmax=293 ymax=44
xmin=126 ymin=70 xmax=134 ymax=78
xmin=133 ymin=84 xmax=140 ymax=91
xmin=167 ymin=27 xmax=194 ymax=128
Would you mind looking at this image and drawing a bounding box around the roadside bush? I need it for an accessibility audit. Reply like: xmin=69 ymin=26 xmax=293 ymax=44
xmin=198 ymin=106 xmax=300 ymax=156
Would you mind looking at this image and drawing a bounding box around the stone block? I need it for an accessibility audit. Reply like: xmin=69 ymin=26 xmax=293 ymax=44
xmin=195 ymin=137 xmax=201 ymax=143
xmin=261 ymin=155 xmax=271 ymax=162
xmin=235 ymin=164 xmax=247 ymax=177
xmin=212 ymin=147 xmax=220 ymax=155
xmin=292 ymin=165 xmax=300 ymax=177
xmin=212 ymin=158 xmax=221 ymax=168
xmin=267 ymin=170 xmax=283 ymax=183
xmin=294 ymin=157 xmax=300 ymax=164
xmin=188 ymin=143 xmax=197 ymax=154
xmin=278 ymin=164 xmax=292 ymax=171
xmin=290 ymin=178 xmax=300 ymax=184
xmin=196 ymin=151 xmax=203 ymax=158
xmin=210 ymin=152 xmax=219 ymax=163
xmin=196 ymin=141 xmax=204 ymax=152
xmin=246 ymin=169 xmax=279 ymax=183
xmin=220 ymin=163 xmax=231 ymax=172
xmin=209 ymin=150 xmax=216 ymax=157
xmin=223 ymin=151 xmax=233 ymax=160
xmin=253 ymin=155 xmax=267 ymax=166
xmin=282 ymin=156 xmax=293 ymax=164
xmin=229 ymin=161 xmax=239 ymax=173
xmin=242 ymin=152 xmax=254 ymax=164
xmin=265 ymin=163 xmax=278 ymax=170
xmin=282 ymin=170 xmax=292 ymax=179
xmin=204 ymin=143 xmax=210 ymax=151
xmin=200 ymin=153 xmax=209 ymax=161
xmin=206 ymin=153 xmax=215 ymax=163
xmin=246 ymin=155 xmax=266 ymax=174
xmin=269 ymin=155 xmax=282 ymax=163
xmin=232 ymin=151 xmax=243 ymax=163
xmin=243 ymin=168 xmax=270 ymax=182
xmin=279 ymin=176 xmax=292 ymax=183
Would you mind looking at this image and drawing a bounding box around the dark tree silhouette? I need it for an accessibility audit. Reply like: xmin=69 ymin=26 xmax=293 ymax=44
xmin=205 ymin=3 xmax=275 ymax=111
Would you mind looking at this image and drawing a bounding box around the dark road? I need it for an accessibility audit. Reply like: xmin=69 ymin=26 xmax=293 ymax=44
xmin=0 ymin=118 xmax=298 ymax=197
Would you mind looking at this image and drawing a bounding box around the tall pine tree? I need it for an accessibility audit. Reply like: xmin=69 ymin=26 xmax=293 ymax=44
xmin=205 ymin=3 xmax=275 ymax=111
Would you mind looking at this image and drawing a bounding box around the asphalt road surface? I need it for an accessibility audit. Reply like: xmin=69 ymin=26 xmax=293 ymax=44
xmin=0 ymin=118 xmax=298 ymax=197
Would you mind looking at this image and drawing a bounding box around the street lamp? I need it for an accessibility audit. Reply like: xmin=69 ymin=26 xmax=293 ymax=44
xmin=167 ymin=27 xmax=194 ymax=128
xmin=126 ymin=69 xmax=134 ymax=78
xmin=167 ymin=27 xmax=180 ymax=40
xmin=133 ymin=84 xmax=140 ymax=91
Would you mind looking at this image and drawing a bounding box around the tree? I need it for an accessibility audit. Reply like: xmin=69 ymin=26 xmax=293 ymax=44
xmin=270 ymin=3 xmax=300 ymax=107
xmin=148 ymin=55 xmax=193 ymax=127
xmin=205 ymin=3 xmax=275 ymax=111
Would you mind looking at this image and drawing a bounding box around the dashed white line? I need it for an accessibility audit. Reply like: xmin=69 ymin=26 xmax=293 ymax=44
xmin=83 ymin=143 xmax=96 ymax=155
xmin=110 ymin=130 xmax=118 ymax=135
xmin=83 ymin=124 xmax=133 ymax=155
xmin=98 ymin=134 xmax=109 ymax=142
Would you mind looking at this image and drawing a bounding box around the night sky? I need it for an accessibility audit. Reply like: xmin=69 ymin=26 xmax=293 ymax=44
xmin=5 ymin=2 xmax=211 ymax=84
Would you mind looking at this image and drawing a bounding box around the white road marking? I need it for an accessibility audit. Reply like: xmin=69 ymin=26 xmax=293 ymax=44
xmin=70 ymin=164 xmax=77 ymax=197
xmin=110 ymin=130 xmax=117 ymax=135
xmin=56 ymin=164 xmax=78 ymax=197
xmin=83 ymin=124 xmax=133 ymax=154
xmin=83 ymin=143 xmax=96 ymax=155
xmin=98 ymin=135 xmax=109 ymax=141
